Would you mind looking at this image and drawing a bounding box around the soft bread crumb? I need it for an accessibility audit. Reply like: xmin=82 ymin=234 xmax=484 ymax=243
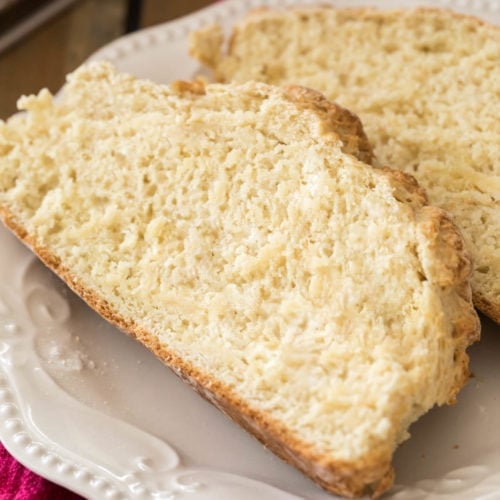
xmin=0 ymin=62 xmax=479 ymax=498
xmin=189 ymin=6 xmax=500 ymax=323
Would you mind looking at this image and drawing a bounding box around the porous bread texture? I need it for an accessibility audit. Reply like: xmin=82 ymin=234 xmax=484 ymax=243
xmin=0 ymin=62 xmax=479 ymax=498
xmin=189 ymin=6 xmax=500 ymax=323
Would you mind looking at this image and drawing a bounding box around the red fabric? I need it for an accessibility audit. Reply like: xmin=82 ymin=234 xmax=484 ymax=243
xmin=0 ymin=443 xmax=82 ymax=500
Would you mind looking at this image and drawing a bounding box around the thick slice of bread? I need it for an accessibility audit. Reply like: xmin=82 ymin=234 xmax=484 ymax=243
xmin=190 ymin=6 xmax=500 ymax=323
xmin=0 ymin=62 xmax=479 ymax=498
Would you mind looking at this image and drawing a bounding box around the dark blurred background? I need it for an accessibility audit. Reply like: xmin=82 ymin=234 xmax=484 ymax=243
xmin=0 ymin=0 xmax=214 ymax=119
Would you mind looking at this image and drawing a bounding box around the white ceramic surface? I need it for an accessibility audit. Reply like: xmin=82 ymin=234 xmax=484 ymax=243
xmin=1 ymin=1 xmax=499 ymax=499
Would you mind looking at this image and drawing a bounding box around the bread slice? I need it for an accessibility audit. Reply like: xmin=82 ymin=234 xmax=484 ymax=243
xmin=190 ymin=6 xmax=500 ymax=323
xmin=0 ymin=62 xmax=479 ymax=498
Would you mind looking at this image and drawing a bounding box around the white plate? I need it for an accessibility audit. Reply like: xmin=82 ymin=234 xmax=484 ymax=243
xmin=1 ymin=1 xmax=499 ymax=499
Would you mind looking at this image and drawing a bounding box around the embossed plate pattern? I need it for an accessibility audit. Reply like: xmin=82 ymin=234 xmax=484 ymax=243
xmin=1 ymin=1 xmax=499 ymax=499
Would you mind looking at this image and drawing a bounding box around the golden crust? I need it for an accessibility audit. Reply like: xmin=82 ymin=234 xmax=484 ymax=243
xmin=416 ymin=206 xmax=481 ymax=403
xmin=377 ymin=171 xmax=480 ymax=405
xmin=170 ymin=80 xmax=376 ymax=166
xmin=170 ymin=79 xmax=207 ymax=95
xmin=473 ymin=292 xmax=500 ymax=325
xmin=282 ymin=84 xmax=376 ymax=166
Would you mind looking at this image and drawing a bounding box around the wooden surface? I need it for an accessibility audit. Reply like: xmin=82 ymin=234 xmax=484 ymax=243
xmin=0 ymin=0 xmax=214 ymax=119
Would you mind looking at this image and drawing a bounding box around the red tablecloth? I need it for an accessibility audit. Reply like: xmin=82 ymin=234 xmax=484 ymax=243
xmin=0 ymin=443 xmax=82 ymax=500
